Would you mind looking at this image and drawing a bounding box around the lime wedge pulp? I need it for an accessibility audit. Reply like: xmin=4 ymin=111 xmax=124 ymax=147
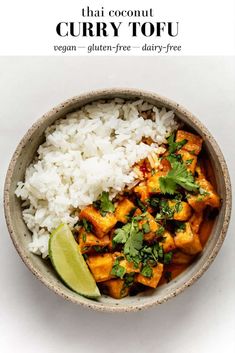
xmin=49 ymin=224 xmax=100 ymax=299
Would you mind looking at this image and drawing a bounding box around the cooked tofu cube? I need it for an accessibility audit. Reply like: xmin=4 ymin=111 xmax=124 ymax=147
xmin=174 ymin=222 xmax=202 ymax=255
xmin=134 ymin=182 xmax=149 ymax=202
xmin=172 ymin=251 xmax=193 ymax=265
xmin=160 ymin=231 xmax=176 ymax=253
xmin=115 ymin=199 xmax=135 ymax=223
xmin=136 ymin=263 xmax=164 ymax=288
xmin=187 ymin=176 xmax=220 ymax=212
xmin=176 ymin=130 xmax=203 ymax=155
xmin=189 ymin=211 xmax=203 ymax=233
xmin=177 ymin=149 xmax=197 ymax=174
xmin=78 ymin=229 xmax=110 ymax=253
xmin=139 ymin=212 xmax=161 ymax=241
xmin=111 ymin=252 xmax=141 ymax=274
xmin=147 ymin=171 xmax=167 ymax=194
xmin=119 ymin=259 xmax=140 ymax=273
xmin=86 ymin=253 xmax=114 ymax=282
xmin=80 ymin=205 xmax=117 ymax=238
xmin=102 ymin=279 xmax=129 ymax=299
xmin=168 ymin=201 xmax=192 ymax=221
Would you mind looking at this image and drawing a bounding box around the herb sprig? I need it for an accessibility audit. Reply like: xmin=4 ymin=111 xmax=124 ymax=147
xmin=159 ymin=160 xmax=199 ymax=194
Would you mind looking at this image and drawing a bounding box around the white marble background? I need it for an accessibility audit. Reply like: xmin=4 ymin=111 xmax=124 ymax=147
xmin=0 ymin=56 xmax=234 ymax=353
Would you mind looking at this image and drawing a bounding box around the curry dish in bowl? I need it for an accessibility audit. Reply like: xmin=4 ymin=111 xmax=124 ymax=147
xmin=4 ymin=89 xmax=231 ymax=311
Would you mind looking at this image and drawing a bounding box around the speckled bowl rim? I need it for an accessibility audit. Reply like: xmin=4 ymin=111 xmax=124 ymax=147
xmin=4 ymin=88 xmax=232 ymax=312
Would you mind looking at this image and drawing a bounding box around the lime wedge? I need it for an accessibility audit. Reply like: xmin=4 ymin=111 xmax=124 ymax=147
xmin=49 ymin=224 xmax=100 ymax=299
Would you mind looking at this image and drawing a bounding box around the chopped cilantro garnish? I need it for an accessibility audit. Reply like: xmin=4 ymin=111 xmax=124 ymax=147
xmin=111 ymin=258 xmax=126 ymax=279
xmin=186 ymin=158 xmax=194 ymax=165
xmin=113 ymin=219 xmax=144 ymax=265
xmin=93 ymin=245 xmax=104 ymax=253
xmin=157 ymin=200 xmax=175 ymax=219
xmin=142 ymin=222 xmax=151 ymax=234
xmin=175 ymin=221 xmax=186 ymax=232
xmin=159 ymin=160 xmax=199 ymax=194
xmin=156 ymin=226 xmax=165 ymax=236
xmin=124 ymin=273 xmax=135 ymax=288
xmin=174 ymin=201 xmax=183 ymax=213
xmin=81 ymin=219 xmax=93 ymax=232
xmin=149 ymin=196 xmax=160 ymax=208
xmin=141 ymin=265 xmax=153 ymax=278
xmin=136 ymin=198 xmax=147 ymax=212
xmin=93 ymin=191 xmax=115 ymax=216
xmin=163 ymin=251 xmax=173 ymax=264
xmin=82 ymin=233 xmax=87 ymax=242
xmin=167 ymin=133 xmax=188 ymax=154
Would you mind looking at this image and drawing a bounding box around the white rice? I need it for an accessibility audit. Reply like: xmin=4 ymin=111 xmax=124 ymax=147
xmin=15 ymin=99 xmax=178 ymax=258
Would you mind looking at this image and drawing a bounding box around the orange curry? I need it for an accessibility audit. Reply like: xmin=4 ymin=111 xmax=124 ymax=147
xmin=76 ymin=130 xmax=220 ymax=299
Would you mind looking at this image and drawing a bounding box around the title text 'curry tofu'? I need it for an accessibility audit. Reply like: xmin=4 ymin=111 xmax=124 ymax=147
xmin=80 ymin=205 xmax=117 ymax=238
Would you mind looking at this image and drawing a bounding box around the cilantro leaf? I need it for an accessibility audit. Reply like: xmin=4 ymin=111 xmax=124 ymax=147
xmin=94 ymin=191 xmax=115 ymax=216
xmin=111 ymin=258 xmax=126 ymax=279
xmin=163 ymin=251 xmax=173 ymax=264
xmin=124 ymin=223 xmax=143 ymax=259
xmin=142 ymin=222 xmax=151 ymax=234
xmin=136 ymin=198 xmax=147 ymax=212
xmin=113 ymin=219 xmax=144 ymax=265
xmin=100 ymin=191 xmax=115 ymax=214
xmin=141 ymin=265 xmax=153 ymax=278
xmin=167 ymin=133 xmax=187 ymax=154
xmin=185 ymin=158 xmax=194 ymax=165
xmin=113 ymin=223 xmax=131 ymax=244
xmin=124 ymin=273 xmax=135 ymax=288
xmin=159 ymin=160 xmax=199 ymax=194
xmin=81 ymin=219 xmax=93 ymax=232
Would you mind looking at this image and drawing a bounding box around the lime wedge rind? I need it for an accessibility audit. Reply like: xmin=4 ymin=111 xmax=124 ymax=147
xmin=49 ymin=224 xmax=100 ymax=299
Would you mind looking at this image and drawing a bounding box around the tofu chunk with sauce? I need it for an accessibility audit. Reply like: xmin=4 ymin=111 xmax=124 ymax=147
xmin=172 ymin=251 xmax=193 ymax=265
xmin=80 ymin=205 xmax=117 ymax=238
xmin=136 ymin=263 xmax=164 ymax=288
xmin=159 ymin=231 xmax=176 ymax=253
xmin=177 ymin=149 xmax=197 ymax=174
xmin=139 ymin=212 xmax=161 ymax=242
xmin=147 ymin=171 xmax=167 ymax=194
xmin=86 ymin=253 xmax=114 ymax=282
xmin=168 ymin=200 xmax=192 ymax=221
xmin=187 ymin=169 xmax=220 ymax=212
xmin=176 ymin=130 xmax=203 ymax=155
xmin=115 ymin=199 xmax=135 ymax=223
xmin=102 ymin=279 xmax=129 ymax=299
xmin=189 ymin=211 xmax=203 ymax=233
xmin=78 ymin=229 xmax=110 ymax=253
xmin=174 ymin=222 xmax=202 ymax=255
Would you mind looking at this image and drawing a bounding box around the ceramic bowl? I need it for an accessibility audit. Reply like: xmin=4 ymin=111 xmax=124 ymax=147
xmin=4 ymin=88 xmax=232 ymax=312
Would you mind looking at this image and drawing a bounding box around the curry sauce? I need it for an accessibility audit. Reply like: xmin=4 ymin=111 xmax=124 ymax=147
xmin=76 ymin=129 xmax=220 ymax=299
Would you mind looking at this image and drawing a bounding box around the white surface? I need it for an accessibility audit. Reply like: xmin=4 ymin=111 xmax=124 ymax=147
xmin=0 ymin=56 xmax=234 ymax=353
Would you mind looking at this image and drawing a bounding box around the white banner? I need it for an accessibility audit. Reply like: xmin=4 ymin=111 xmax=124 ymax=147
xmin=0 ymin=0 xmax=235 ymax=55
